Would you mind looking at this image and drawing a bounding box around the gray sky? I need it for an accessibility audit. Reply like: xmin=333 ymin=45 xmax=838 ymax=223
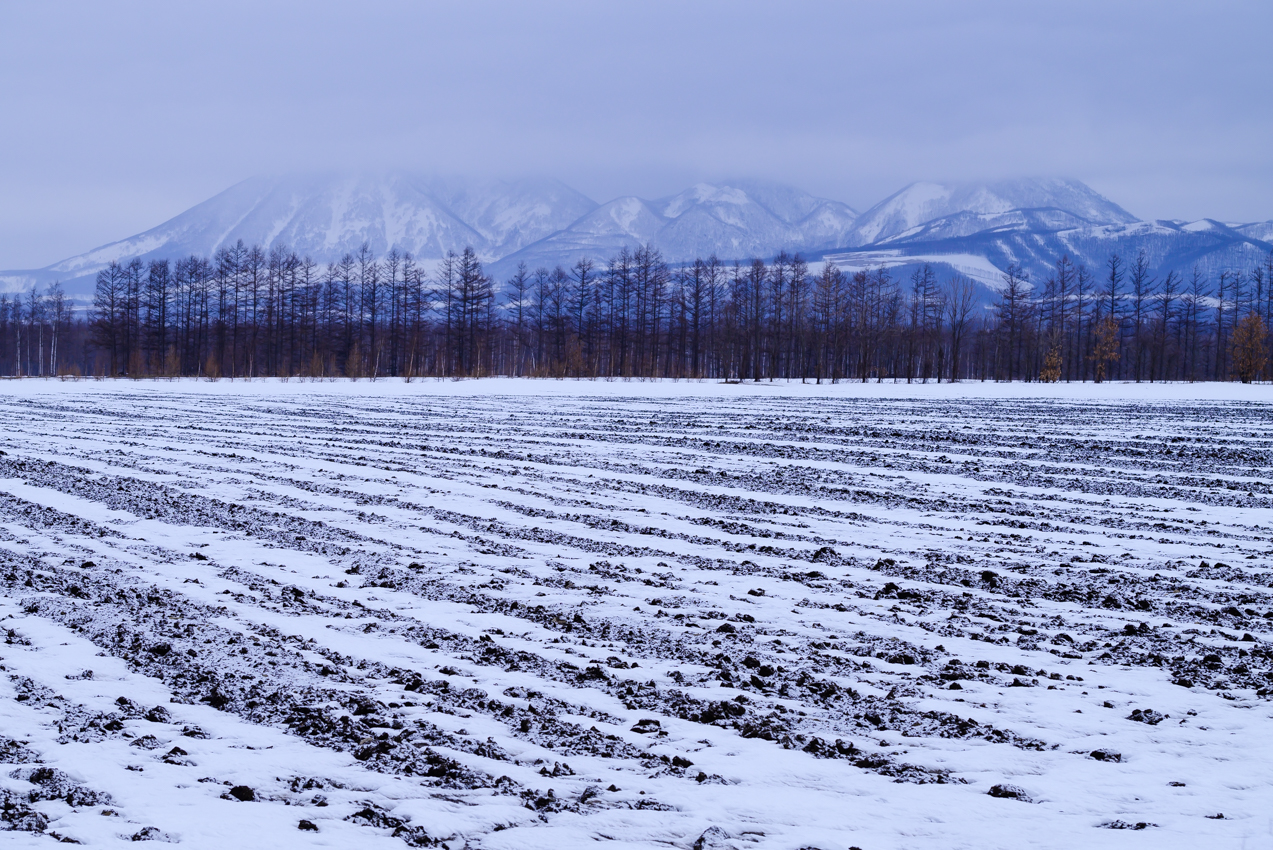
xmin=1 ymin=0 xmax=1270 ymax=269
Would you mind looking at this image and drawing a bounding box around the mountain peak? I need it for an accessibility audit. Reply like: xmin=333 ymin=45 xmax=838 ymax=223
xmin=488 ymin=181 xmax=858 ymax=277
xmin=42 ymin=171 xmax=598 ymax=281
xmin=848 ymin=177 xmax=1138 ymax=247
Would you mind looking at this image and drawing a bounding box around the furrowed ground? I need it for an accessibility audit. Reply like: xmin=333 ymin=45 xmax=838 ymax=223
xmin=0 ymin=380 xmax=1270 ymax=849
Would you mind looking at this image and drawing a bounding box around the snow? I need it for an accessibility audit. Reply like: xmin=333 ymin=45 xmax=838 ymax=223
xmin=0 ymin=273 xmax=41 ymax=295
xmin=846 ymin=182 xmax=952 ymax=247
xmin=606 ymin=198 xmax=663 ymax=235
xmin=847 ymin=179 xmax=1139 ymax=248
xmin=493 ymin=183 xmax=858 ymax=276
xmin=26 ymin=174 xmax=599 ymax=292
xmin=2 ymin=376 xmax=1272 ymax=400
xmin=0 ymin=379 xmax=1271 ymax=848
xmin=660 ymin=185 xmax=752 ymax=219
xmin=823 ymin=249 xmax=1013 ymax=290
xmin=1181 ymin=220 xmax=1225 ymax=233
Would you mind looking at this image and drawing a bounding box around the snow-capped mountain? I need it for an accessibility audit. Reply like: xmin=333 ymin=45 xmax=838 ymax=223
xmin=1237 ymin=220 xmax=1273 ymax=242
xmin=489 ymin=181 xmax=859 ymax=276
xmin=1 ymin=176 xmax=861 ymax=298
xmin=826 ymin=210 xmax=1273 ymax=292
xmin=0 ymin=173 xmax=599 ymax=297
xmin=845 ymin=177 xmax=1139 ymax=247
xmin=2 ymin=173 xmax=1268 ymax=303
xmin=145 ymin=172 xmax=595 ymax=263
xmin=824 ymin=179 xmax=1269 ymax=293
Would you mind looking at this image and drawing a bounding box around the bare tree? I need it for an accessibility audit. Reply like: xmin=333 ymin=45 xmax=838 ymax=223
xmin=945 ymin=275 xmax=976 ymax=382
xmin=1128 ymin=250 xmax=1154 ymax=381
xmin=997 ymin=263 xmax=1030 ymax=380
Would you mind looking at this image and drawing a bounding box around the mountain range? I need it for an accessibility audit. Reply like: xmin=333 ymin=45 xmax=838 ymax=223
xmin=825 ymin=179 xmax=1272 ymax=291
xmin=2 ymin=173 xmax=1269 ymax=301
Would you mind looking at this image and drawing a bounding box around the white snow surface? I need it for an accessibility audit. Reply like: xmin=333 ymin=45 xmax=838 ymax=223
xmin=822 ymin=250 xmax=1012 ymax=291
xmin=0 ymin=379 xmax=1270 ymax=848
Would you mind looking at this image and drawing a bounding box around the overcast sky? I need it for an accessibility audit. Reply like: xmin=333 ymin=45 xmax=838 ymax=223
xmin=0 ymin=0 xmax=1270 ymax=269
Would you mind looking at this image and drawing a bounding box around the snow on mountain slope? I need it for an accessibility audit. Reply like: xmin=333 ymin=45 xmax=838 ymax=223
xmin=659 ymin=180 xmax=850 ymax=228
xmin=827 ymin=205 xmax=1271 ymax=298
xmin=7 ymin=173 xmax=1267 ymax=305
xmin=1236 ymin=220 xmax=1273 ymax=243
xmin=479 ymin=196 xmax=669 ymax=275
xmin=29 ymin=173 xmax=596 ymax=289
xmin=875 ymin=207 xmax=1098 ymax=246
xmin=791 ymin=198 xmax=863 ymax=247
xmin=423 ymin=177 xmax=600 ymax=258
xmin=847 ymin=178 xmax=1139 ymax=247
xmin=654 ymin=181 xmax=858 ymax=259
xmin=491 ymin=182 xmax=857 ymax=276
xmin=1049 ymin=218 xmax=1273 ymax=279
xmin=574 ymin=196 xmax=669 ymax=241
xmin=3 ymin=178 xmax=859 ymax=298
xmin=825 ymin=248 xmax=1011 ymax=289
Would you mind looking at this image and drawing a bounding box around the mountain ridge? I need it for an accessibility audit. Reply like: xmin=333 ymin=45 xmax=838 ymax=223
xmin=489 ymin=180 xmax=861 ymax=278
xmin=845 ymin=178 xmax=1139 ymax=247
xmin=1 ymin=173 xmax=1268 ymax=301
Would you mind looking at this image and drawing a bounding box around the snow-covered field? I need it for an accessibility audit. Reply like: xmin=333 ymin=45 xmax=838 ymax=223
xmin=0 ymin=379 xmax=1271 ymax=848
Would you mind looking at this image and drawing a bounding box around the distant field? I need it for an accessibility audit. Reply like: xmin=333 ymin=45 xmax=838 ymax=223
xmin=0 ymin=382 xmax=1270 ymax=849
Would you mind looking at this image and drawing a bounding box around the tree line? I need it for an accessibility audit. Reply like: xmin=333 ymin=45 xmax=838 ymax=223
xmin=1 ymin=240 xmax=1270 ymax=382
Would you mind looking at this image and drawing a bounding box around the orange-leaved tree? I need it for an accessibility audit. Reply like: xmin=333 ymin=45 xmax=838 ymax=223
xmin=1230 ymin=313 xmax=1268 ymax=383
